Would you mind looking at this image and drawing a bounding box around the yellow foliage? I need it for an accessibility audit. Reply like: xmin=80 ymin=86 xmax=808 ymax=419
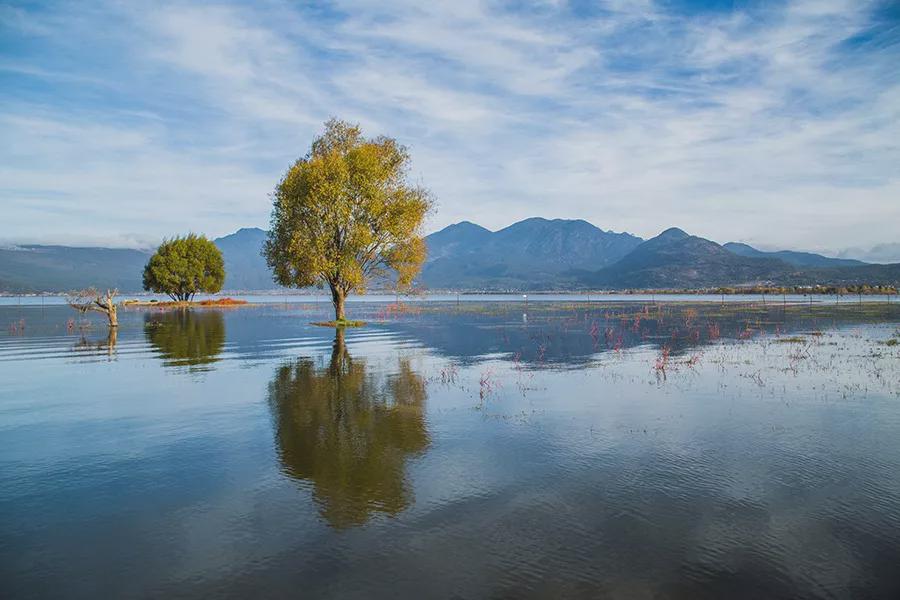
xmin=264 ymin=119 xmax=433 ymax=320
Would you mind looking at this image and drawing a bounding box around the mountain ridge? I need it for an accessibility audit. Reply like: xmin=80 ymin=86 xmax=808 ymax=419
xmin=584 ymin=231 xmax=796 ymax=289
xmin=723 ymin=242 xmax=866 ymax=268
xmin=420 ymin=217 xmax=643 ymax=289
xmin=1 ymin=219 xmax=898 ymax=293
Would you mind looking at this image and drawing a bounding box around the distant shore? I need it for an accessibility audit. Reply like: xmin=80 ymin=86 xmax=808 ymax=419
xmin=1 ymin=284 xmax=897 ymax=298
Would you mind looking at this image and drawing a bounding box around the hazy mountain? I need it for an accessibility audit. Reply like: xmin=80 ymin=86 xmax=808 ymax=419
xmin=2 ymin=221 xmax=898 ymax=293
xmin=582 ymin=229 xmax=899 ymax=289
xmin=836 ymin=242 xmax=900 ymax=265
xmin=723 ymin=242 xmax=865 ymax=268
xmin=425 ymin=221 xmax=493 ymax=259
xmin=0 ymin=245 xmax=149 ymax=293
xmin=420 ymin=217 xmax=643 ymax=289
xmin=803 ymin=263 xmax=900 ymax=287
xmin=582 ymin=228 xmax=795 ymax=289
xmin=214 ymin=228 xmax=278 ymax=291
xmin=0 ymin=229 xmax=278 ymax=293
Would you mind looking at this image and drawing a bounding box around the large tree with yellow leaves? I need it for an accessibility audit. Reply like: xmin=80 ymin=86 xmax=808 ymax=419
xmin=264 ymin=119 xmax=433 ymax=322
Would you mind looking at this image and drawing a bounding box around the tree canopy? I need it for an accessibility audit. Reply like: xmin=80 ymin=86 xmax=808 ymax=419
xmin=142 ymin=234 xmax=225 ymax=302
xmin=264 ymin=118 xmax=433 ymax=321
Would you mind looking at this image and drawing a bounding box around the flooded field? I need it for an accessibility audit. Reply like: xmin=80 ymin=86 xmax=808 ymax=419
xmin=1 ymin=300 xmax=899 ymax=598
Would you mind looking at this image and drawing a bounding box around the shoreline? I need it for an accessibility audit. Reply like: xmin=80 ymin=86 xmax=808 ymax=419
xmin=1 ymin=285 xmax=897 ymax=299
xmin=121 ymin=298 xmax=250 ymax=309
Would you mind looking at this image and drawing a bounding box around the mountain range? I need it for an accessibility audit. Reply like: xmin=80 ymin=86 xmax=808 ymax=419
xmin=581 ymin=228 xmax=898 ymax=289
xmin=421 ymin=218 xmax=642 ymax=289
xmin=1 ymin=218 xmax=897 ymax=293
xmin=721 ymin=242 xmax=866 ymax=268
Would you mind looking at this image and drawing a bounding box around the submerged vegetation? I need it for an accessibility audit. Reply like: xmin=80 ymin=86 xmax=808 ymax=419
xmin=370 ymin=299 xmax=900 ymax=378
xmin=631 ymin=284 xmax=899 ymax=296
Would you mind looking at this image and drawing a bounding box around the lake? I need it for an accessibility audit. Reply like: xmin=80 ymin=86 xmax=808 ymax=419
xmin=2 ymin=300 xmax=899 ymax=598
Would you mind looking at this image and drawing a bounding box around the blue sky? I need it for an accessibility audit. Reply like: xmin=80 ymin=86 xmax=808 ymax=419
xmin=1 ymin=0 xmax=899 ymax=258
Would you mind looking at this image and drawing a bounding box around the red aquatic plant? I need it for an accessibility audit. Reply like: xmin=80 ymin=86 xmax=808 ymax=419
xmin=654 ymin=345 xmax=671 ymax=378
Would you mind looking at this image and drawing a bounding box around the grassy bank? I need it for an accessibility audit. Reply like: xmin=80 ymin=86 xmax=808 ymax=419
xmin=122 ymin=297 xmax=250 ymax=308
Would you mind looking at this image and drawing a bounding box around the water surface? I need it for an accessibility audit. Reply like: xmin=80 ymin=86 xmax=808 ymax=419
xmin=2 ymin=301 xmax=899 ymax=598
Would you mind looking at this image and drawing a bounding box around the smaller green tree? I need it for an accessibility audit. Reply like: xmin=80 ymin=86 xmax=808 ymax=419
xmin=143 ymin=234 xmax=225 ymax=302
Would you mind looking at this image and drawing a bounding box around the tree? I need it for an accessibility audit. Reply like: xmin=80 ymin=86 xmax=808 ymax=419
xmin=264 ymin=118 xmax=433 ymax=322
xmin=67 ymin=288 xmax=119 ymax=328
xmin=142 ymin=234 xmax=225 ymax=302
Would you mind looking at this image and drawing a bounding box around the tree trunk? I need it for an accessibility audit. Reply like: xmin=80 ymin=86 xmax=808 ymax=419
xmin=106 ymin=328 xmax=118 ymax=354
xmin=93 ymin=291 xmax=118 ymax=328
xmin=330 ymin=284 xmax=346 ymax=322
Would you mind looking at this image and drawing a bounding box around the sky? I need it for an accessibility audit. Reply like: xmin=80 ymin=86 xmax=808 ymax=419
xmin=1 ymin=0 xmax=899 ymax=258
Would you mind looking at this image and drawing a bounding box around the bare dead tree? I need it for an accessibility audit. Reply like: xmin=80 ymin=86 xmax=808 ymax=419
xmin=67 ymin=288 xmax=119 ymax=328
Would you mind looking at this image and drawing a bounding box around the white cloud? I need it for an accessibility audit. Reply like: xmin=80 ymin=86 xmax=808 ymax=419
xmin=0 ymin=112 xmax=273 ymax=247
xmin=1 ymin=0 xmax=897 ymax=253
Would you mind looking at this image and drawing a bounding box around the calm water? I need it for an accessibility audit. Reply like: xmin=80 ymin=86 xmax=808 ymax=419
xmin=1 ymin=291 xmax=893 ymax=306
xmin=1 ymin=301 xmax=899 ymax=599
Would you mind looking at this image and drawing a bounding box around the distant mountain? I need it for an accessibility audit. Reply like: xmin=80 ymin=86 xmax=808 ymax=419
xmin=420 ymin=217 xmax=643 ymax=289
xmin=836 ymin=242 xmax=900 ymax=265
xmin=0 ymin=229 xmax=279 ymax=293
xmin=0 ymin=245 xmax=149 ymax=293
xmin=581 ymin=229 xmax=899 ymax=289
xmin=214 ymin=228 xmax=278 ymax=291
xmin=2 ymin=221 xmax=898 ymax=293
xmin=425 ymin=221 xmax=493 ymax=259
xmin=723 ymin=242 xmax=865 ymax=268
xmin=803 ymin=262 xmax=900 ymax=287
xmin=582 ymin=228 xmax=795 ymax=289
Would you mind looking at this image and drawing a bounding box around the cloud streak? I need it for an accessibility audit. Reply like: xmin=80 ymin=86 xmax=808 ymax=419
xmin=1 ymin=0 xmax=898 ymax=256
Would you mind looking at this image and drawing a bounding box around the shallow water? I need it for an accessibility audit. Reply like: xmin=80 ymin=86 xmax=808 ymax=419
xmin=1 ymin=291 xmax=893 ymax=306
xmin=1 ymin=301 xmax=899 ymax=599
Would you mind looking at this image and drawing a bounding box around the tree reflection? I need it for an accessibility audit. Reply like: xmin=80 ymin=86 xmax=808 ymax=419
xmin=267 ymin=329 xmax=430 ymax=529
xmin=72 ymin=328 xmax=118 ymax=358
xmin=144 ymin=309 xmax=226 ymax=368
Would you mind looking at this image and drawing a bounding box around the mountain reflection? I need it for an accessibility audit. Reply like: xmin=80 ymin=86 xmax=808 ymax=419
xmin=267 ymin=329 xmax=430 ymax=529
xmin=385 ymin=301 xmax=896 ymax=367
xmin=144 ymin=310 xmax=226 ymax=368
